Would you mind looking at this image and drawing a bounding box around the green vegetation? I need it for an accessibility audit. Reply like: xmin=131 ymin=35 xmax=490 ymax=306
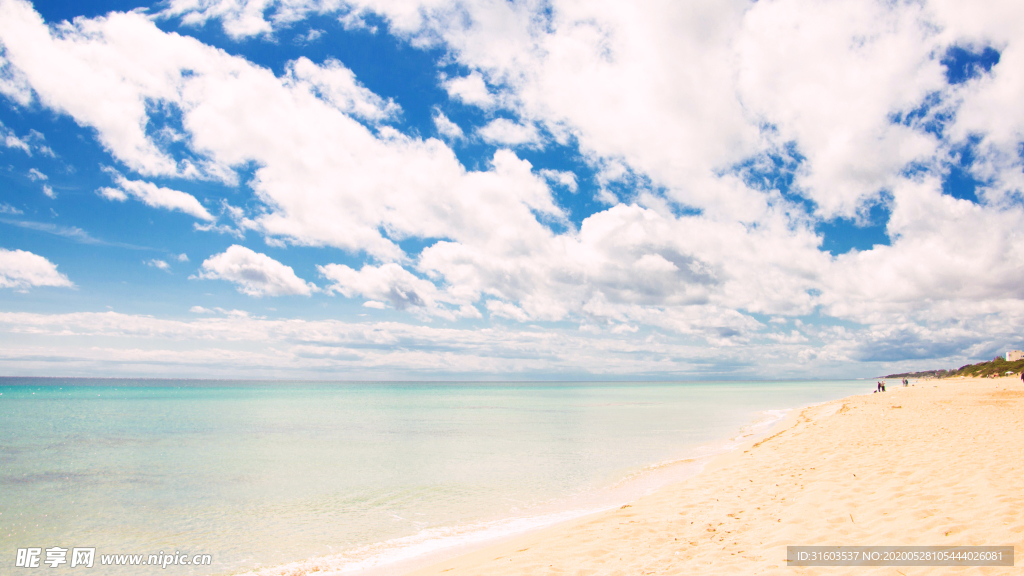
xmin=950 ymin=357 xmax=1024 ymax=378
xmin=883 ymin=369 xmax=954 ymax=379
xmin=886 ymin=357 xmax=1024 ymax=379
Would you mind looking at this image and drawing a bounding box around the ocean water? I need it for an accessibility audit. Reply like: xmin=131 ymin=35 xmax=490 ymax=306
xmin=0 ymin=379 xmax=872 ymax=575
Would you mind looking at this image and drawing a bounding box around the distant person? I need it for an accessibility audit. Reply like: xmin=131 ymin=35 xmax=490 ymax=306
xmin=1020 ymin=372 xmax=1023 ymax=385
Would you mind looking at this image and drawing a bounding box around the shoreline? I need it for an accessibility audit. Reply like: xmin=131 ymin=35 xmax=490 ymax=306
xmin=236 ymin=387 xmax=861 ymax=576
xmin=403 ymin=376 xmax=1023 ymax=575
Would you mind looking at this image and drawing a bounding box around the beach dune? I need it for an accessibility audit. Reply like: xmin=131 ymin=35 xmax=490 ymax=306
xmin=406 ymin=377 xmax=1023 ymax=575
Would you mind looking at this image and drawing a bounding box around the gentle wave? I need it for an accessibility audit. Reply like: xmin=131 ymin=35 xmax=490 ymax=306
xmin=238 ymin=507 xmax=609 ymax=576
xmin=234 ymin=408 xmax=792 ymax=576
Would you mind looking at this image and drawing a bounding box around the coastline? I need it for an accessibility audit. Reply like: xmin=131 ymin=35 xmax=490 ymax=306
xmin=235 ymin=385 xmax=859 ymax=576
xmin=404 ymin=376 xmax=1023 ymax=575
xmin=2 ymin=379 xmax=867 ymax=576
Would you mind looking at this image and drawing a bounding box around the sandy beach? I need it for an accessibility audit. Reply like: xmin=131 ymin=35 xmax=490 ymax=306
xmin=406 ymin=377 xmax=1023 ymax=575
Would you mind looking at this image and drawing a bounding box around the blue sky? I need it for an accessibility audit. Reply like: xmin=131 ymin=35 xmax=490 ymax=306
xmin=1 ymin=0 xmax=1023 ymax=379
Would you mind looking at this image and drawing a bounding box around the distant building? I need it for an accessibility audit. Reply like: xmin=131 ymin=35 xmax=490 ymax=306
xmin=1007 ymin=350 xmax=1024 ymax=361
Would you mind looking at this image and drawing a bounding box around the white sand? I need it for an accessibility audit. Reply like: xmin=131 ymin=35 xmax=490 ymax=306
xmin=406 ymin=377 xmax=1023 ymax=575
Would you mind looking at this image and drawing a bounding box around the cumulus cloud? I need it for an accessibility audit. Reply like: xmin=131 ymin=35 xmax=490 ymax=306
xmin=5 ymin=0 xmax=1024 ymax=373
xmin=410 ymin=201 xmax=824 ymax=338
xmin=158 ymin=0 xmax=344 ymax=39
xmin=319 ymin=262 xmax=480 ymax=320
xmin=196 ymin=245 xmax=317 ymax=296
xmin=295 ymin=27 xmax=324 ymax=43
xmin=934 ymin=3 xmax=1024 ymax=205
xmin=0 ymin=247 xmax=74 ymax=290
xmin=267 ymin=0 xmax=1024 ymax=350
xmin=0 ymin=2 xmax=200 ymax=177
xmin=1 ymin=120 xmax=30 ymax=152
xmin=735 ymin=0 xmax=944 ymax=219
xmin=287 ymin=57 xmax=400 ymax=122
xmin=540 ymin=169 xmax=578 ymax=192
xmin=0 ymin=4 xmax=569 ymax=262
xmin=146 ymin=258 xmax=170 ymax=270
xmin=821 ymin=176 xmax=1024 ymax=321
xmin=486 ymin=300 xmax=529 ymax=322
xmin=442 ymin=72 xmax=494 ymax=108
xmin=0 ymin=51 xmax=33 ymax=105
xmin=477 ymin=118 xmax=541 ymax=147
xmin=432 ymin=110 xmax=463 ymax=140
xmin=98 ymin=173 xmax=214 ymax=221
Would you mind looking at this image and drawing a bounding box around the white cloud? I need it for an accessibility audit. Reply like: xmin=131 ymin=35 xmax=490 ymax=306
xmin=442 ymin=72 xmax=494 ymax=108
xmin=141 ymin=0 xmax=1024 ymax=229
xmin=1 ymin=121 xmax=54 ymax=156
xmin=188 ymin=306 xmax=251 ymax=317
xmin=432 ymin=110 xmax=463 ymax=139
xmin=5 ymin=0 xmax=1024 ymax=373
xmin=0 ymin=51 xmax=33 ymax=105
xmin=158 ymin=0 xmax=345 ymax=40
xmin=477 ymin=118 xmax=540 ymax=147
xmin=161 ymin=0 xmax=271 ymax=38
xmin=0 ymin=120 xmax=30 ymax=153
xmin=0 ymin=5 xmax=567 ymax=262
xmin=486 ymin=300 xmax=529 ymax=322
xmin=396 ymin=0 xmax=766 ymax=218
xmin=98 ymin=173 xmax=214 ymax=221
xmin=395 ymin=199 xmax=826 ymax=343
xmin=821 ymin=176 xmax=1024 ymax=322
xmin=295 ymin=27 xmax=324 ymax=43
xmin=0 ymin=309 xmax=776 ymax=377
xmin=0 ymin=1 xmax=198 ymax=177
xmin=0 ymin=248 xmax=73 ymax=290
xmin=1 ymin=306 xmax=1017 ymax=379
xmin=539 ymin=169 xmax=578 ymax=192
xmin=735 ymin=0 xmax=944 ymax=219
xmin=933 ymin=2 xmax=1024 ymax=205
xmin=362 ymin=300 xmax=386 ymax=309
xmin=320 ymin=262 xmax=480 ymax=320
xmin=96 ymin=187 xmax=127 ymax=201
xmin=593 ymin=188 xmax=618 ymax=206
xmin=0 ymin=203 xmax=22 ymax=214
xmin=27 ymin=167 xmax=46 ymax=181
xmin=146 ymin=259 xmax=170 ymax=271
xmin=287 ymin=56 xmax=400 ymax=122
xmin=177 ymin=253 xmax=189 ymax=262
xmin=280 ymin=0 xmax=1024 ymax=339
xmin=41 ymin=184 xmax=55 ymax=199
xmin=196 ymin=245 xmax=317 ymax=296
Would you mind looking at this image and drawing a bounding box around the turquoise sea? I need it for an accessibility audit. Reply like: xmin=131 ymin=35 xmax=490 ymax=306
xmin=0 ymin=379 xmax=873 ymax=575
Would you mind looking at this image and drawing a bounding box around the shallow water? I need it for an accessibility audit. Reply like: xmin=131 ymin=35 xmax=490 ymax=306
xmin=0 ymin=379 xmax=870 ymax=574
